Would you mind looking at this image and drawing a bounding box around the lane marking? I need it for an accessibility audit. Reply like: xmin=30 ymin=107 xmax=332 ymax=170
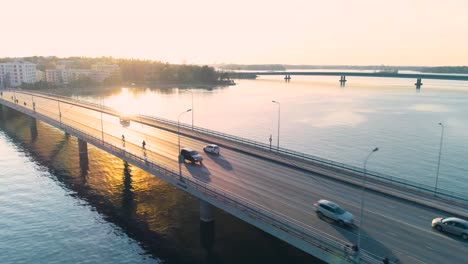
xmin=360 ymin=207 xmax=458 ymax=243
xmin=425 ymin=245 xmax=438 ymax=253
xmin=404 ymin=254 xmax=426 ymax=264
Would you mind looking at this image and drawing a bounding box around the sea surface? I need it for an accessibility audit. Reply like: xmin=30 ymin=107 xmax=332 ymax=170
xmin=1 ymin=74 xmax=467 ymax=263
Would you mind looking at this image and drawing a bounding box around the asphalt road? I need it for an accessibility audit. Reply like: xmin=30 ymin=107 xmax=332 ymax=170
xmin=3 ymin=91 xmax=468 ymax=264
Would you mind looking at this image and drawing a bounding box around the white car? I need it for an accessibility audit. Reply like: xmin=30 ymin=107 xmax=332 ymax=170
xmin=432 ymin=217 xmax=468 ymax=240
xmin=203 ymin=144 xmax=220 ymax=155
xmin=313 ymin=199 xmax=354 ymax=226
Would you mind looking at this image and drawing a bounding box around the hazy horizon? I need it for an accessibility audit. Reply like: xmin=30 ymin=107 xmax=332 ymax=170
xmin=2 ymin=0 xmax=468 ymax=66
xmin=2 ymin=56 xmax=466 ymax=68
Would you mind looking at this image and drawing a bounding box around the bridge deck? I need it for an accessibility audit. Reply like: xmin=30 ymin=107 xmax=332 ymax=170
xmin=1 ymin=90 xmax=467 ymax=264
xmin=236 ymin=71 xmax=468 ymax=81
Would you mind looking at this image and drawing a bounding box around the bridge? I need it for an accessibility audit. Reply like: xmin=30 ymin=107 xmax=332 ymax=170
xmin=229 ymin=71 xmax=468 ymax=88
xmin=1 ymin=90 xmax=467 ymax=264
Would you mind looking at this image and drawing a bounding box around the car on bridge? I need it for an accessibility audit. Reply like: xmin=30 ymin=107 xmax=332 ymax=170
xmin=180 ymin=148 xmax=203 ymax=164
xmin=203 ymin=144 xmax=220 ymax=155
xmin=432 ymin=217 xmax=468 ymax=240
xmin=119 ymin=115 xmax=131 ymax=127
xmin=313 ymin=199 xmax=354 ymax=227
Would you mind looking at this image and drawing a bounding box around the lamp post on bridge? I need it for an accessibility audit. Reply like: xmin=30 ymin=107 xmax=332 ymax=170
xmin=357 ymin=147 xmax=379 ymax=259
xmin=272 ymin=100 xmax=280 ymax=151
xmin=178 ymin=109 xmax=192 ymax=182
xmin=191 ymin=89 xmax=194 ymax=130
xmin=435 ymin=122 xmax=444 ymax=194
xmin=57 ymin=99 xmax=62 ymax=126
xmin=31 ymin=94 xmax=35 ymax=112
xmin=100 ymin=98 xmax=104 ymax=143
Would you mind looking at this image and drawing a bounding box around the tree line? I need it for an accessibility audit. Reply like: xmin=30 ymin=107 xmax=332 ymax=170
xmin=0 ymin=56 xmax=232 ymax=88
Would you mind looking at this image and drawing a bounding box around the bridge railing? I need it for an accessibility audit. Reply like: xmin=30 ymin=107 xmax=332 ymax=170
xmin=0 ymin=97 xmax=386 ymax=264
xmin=12 ymin=90 xmax=468 ymax=203
xmin=137 ymin=113 xmax=468 ymax=204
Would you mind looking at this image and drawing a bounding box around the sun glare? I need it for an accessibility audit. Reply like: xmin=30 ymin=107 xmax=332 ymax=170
xmin=111 ymin=88 xmax=140 ymax=117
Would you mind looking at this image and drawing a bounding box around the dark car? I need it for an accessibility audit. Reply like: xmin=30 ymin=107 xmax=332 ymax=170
xmin=180 ymin=148 xmax=203 ymax=164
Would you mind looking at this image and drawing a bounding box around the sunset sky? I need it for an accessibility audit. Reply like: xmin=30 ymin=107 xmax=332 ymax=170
xmin=2 ymin=0 xmax=467 ymax=66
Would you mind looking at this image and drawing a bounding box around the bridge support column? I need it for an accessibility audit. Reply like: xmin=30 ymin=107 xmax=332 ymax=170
xmin=339 ymin=75 xmax=347 ymax=86
xmin=0 ymin=104 xmax=9 ymax=121
xmin=200 ymin=199 xmax=214 ymax=222
xmin=415 ymin=78 xmax=423 ymax=89
xmin=78 ymin=138 xmax=89 ymax=170
xmin=200 ymin=199 xmax=215 ymax=253
xmin=284 ymin=74 xmax=291 ymax=82
xmin=29 ymin=117 xmax=38 ymax=141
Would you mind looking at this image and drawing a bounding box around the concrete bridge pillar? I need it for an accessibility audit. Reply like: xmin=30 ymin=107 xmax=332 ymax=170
xmin=200 ymin=199 xmax=214 ymax=222
xmin=29 ymin=117 xmax=38 ymax=141
xmin=200 ymin=199 xmax=215 ymax=253
xmin=339 ymin=75 xmax=347 ymax=86
xmin=284 ymin=74 xmax=291 ymax=82
xmin=78 ymin=138 xmax=89 ymax=170
xmin=415 ymin=78 xmax=423 ymax=89
xmin=0 ymin=105 xmax=6 ymax=124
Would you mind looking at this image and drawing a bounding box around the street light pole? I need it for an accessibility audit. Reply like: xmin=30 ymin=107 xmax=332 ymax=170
xmin=31 ymin=94 xmax=35 ymax=112
xmin=357 ymin=147 xmax=379 ymax=258
xmin=272 ymin=100 xmax=280 ymax=151
xmin=57 ymin=99 xmax=62 ymax=126
xmin=100 ymin=98 xmax=104 ymax=143
xmin=178 ymin=109 xmax=192 ymax=181
xmin=435 ymin=122 xmax=444 ymax=194
xmin=191 ymin=89 xmax=194 ymax=130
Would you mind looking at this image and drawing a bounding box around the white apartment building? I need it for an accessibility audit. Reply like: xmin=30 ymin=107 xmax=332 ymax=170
xmin=44 ymin=63 xmax=120 ymax=86
xmin=91 ymin=63 xmax=119 ymax=73
xmin=36 ymin=70 xmax=46 ymax=82
xmin=0 ymin=61 xmax=37 ymax=88
xmin=46 ymin=68 xmax=92 ymax=85
xmin=91 ymin=63 xmax=120 ymax=82
xmin=46 ymin=69 xmax=68 ymax=85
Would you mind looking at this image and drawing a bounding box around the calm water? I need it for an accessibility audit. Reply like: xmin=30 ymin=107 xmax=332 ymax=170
xmin=1 ymin=75 xmax=467 ymax=263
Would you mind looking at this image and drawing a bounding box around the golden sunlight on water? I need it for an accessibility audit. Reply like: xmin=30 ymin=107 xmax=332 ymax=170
xmin=107 ymin=88 xmax=142 ymax=116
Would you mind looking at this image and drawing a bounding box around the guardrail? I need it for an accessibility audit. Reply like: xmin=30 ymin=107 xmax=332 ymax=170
xmin=141 ymin=113 xmax=468 ymax=204
xmin=9 ymin=89 xmax=468 ymax=204
xmin=0 ymin=97 xmax=387 ymax=264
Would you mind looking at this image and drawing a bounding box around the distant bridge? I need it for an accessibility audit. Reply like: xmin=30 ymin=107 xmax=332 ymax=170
xmin=229 ymin=71 xmax=468 ymax=83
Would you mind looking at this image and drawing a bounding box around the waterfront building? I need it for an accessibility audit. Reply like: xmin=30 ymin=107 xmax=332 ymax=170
xmin=91 ymin=63 xmax=120 ymax=82
xmin=46 ymin=68 xmax=93 ymax=85
xmin=45 ymin=63 xmax=120 ymax=85
xmin=0 ymin=60 xmax=37 ymax=87
xmin=46 ymin=69 xmax=68 ymax=85
xmin=67 ymin=69 xmax=92 ymax=81
xmin=36 ymin=70 xmax=46 ymax=82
